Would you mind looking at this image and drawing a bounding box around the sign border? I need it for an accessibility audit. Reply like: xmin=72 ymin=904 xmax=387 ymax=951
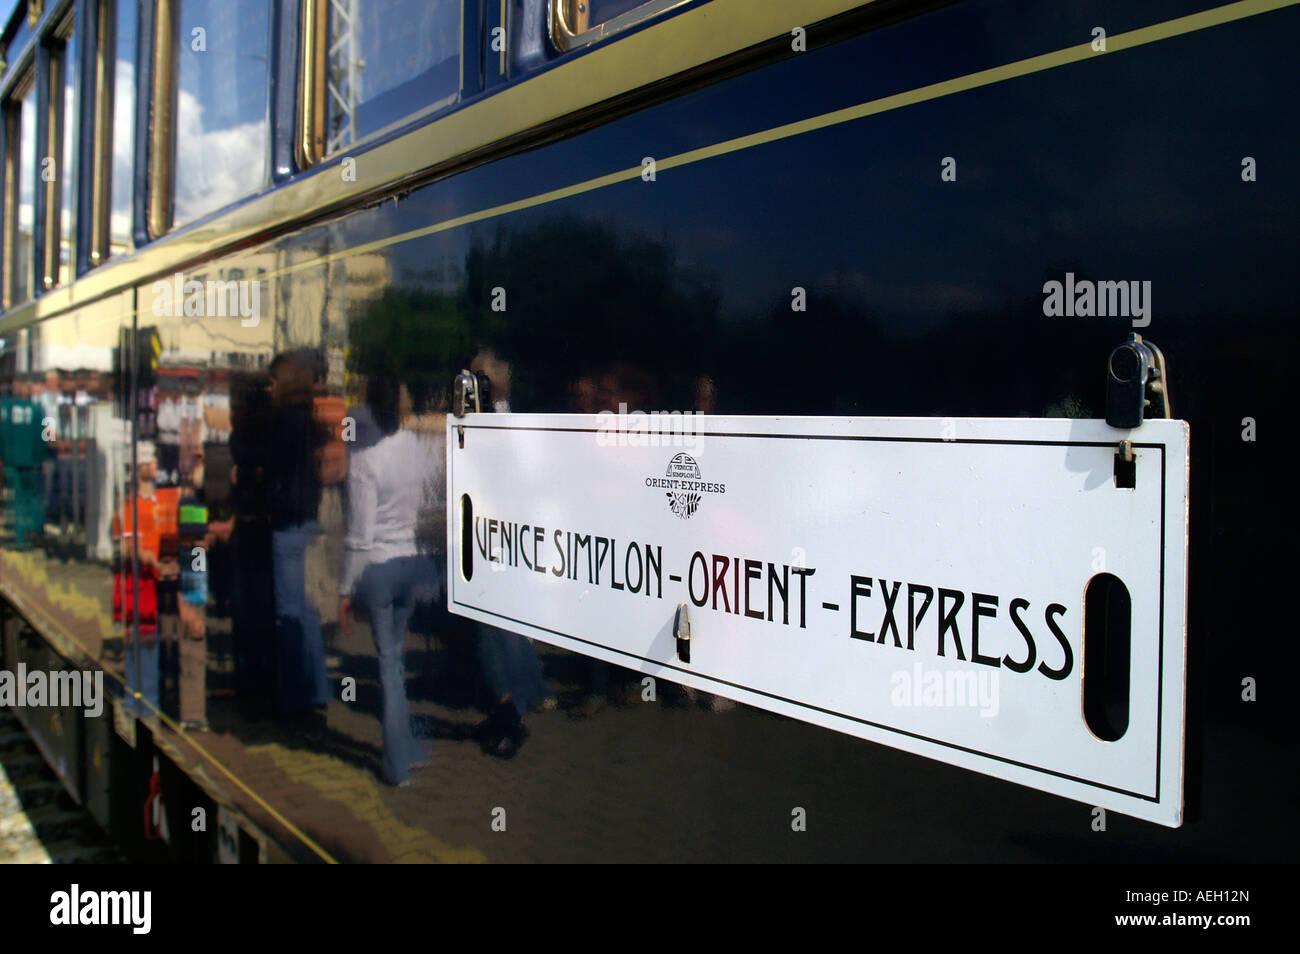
xmin=449 ymin=421 xmax=1181 ymax=816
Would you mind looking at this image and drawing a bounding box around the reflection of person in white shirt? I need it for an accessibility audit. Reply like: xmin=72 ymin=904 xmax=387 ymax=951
xmin=338 ymin=378 xmax=442 ymax=786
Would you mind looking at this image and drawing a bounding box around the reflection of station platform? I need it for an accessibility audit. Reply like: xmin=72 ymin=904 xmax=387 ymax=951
xmin=0 ymin=543 xmax=1293 ymax=863
xmin=1 ymin=706 xmax=122 ymax=863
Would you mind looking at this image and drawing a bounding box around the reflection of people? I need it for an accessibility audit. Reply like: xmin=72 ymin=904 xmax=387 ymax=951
xmin=176 ymin=458 xmax=209 ymax=730
xmin=468 ymin=350 xmax=551 ymax=755
xmin=476 ymin=622 xmax=548 ymax=756
xmin=0 ymin=381 xmax=51 ymax=549
xmin=567 ymin=362 xmax=657 ymax=716
xmin=338 ymin=378 xmax=441 ymax=786
xmin=267 ymin=351 xmax=329 ymax=715
xmin=227 ymin=371 xmax=276 ymax=709
xmin=113 ymin=448 xmax=162 ymax=716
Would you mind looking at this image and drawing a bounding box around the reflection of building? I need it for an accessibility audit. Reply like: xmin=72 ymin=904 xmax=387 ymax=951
xmin=281 ymin=242 xmax=391 ymax=392
xmin=12 ymin=229 xmax=33 ymax=302
xmin=17 ymin=308 xmax=128 ymax=562
xmin=327 ymin=0 xmax=362 ymax=154
xmin=156 ymin=247 xmax=278 ymax=363
xmin=173 ymin=245 xmax=391 ymax=368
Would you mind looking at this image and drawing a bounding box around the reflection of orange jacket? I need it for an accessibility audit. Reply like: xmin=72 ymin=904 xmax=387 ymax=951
xmin=155 ymin=487 xmax=180 ymax=557
xmin=313 ymin=396 xmax=347 ymax=485
xmin=114 ymin=496 xmax=162 ymax=561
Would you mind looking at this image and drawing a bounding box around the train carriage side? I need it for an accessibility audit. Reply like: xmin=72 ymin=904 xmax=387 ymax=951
xmin=0 ymin=0 xmax=1295 ymax=863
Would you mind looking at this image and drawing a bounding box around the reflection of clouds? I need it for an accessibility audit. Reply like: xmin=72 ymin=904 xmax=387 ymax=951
xmin=823 ymin=270 xmax=995 ymax=318
xmin=515 ymin=0 xmax=545 ymax=65
xmin=357 ymin=0 xmax=459 ymax=102
xmin=173 ymin=84 xmax=266 ymax=226
xmin=110 ymin=58 xmax=136 ymax=244
xmin=17 ymin=89 xmax=36 ymax=232
xmin=59 ymin=47 xmax=79 ymax=272
xmin=39 ymin=343 xmax=115 ymax=372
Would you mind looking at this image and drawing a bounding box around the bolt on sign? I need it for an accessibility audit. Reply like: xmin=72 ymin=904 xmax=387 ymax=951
xmin=447 ymin=414 xmax=1189 ymax=826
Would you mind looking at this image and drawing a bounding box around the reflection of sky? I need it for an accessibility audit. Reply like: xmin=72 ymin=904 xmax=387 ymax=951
xmin=373 ymin=0 xmax=1297 ymax=339
xmin=17 ymin=84 xmax=36 ymax=233
xmin=173 ymin=0 xmax=271 ymax=225
xmin=59 ymin=30 xmax=79 ymax=281
xmin=329 ymin=0 xmax=460 ymax=147
xmin=110 ymin=1 xmax=138 ymax=248
xmin=353 ymin=0 xmax=458 ymax=100
xmin=587 ymin=0 xmax=654 ymax=25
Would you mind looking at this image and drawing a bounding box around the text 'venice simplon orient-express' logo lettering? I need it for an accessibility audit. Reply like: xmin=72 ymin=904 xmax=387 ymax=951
xmin=644 ymin=453 xmax=725 ymax=519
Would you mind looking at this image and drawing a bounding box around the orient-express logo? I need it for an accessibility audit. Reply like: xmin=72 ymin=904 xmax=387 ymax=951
xmin=644 ymin=453 xmax=726 ymax=519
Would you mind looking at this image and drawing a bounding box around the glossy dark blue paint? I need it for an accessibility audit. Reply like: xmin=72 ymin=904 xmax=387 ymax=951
xmin=247 ymin=0 xmax=1295 ymax=859
xmin=1 ymin=0 xmax=1296 ymax=862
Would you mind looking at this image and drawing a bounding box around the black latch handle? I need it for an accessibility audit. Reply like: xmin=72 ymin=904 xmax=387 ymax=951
xmin=674 ymin=603 xmax=691 ymax=663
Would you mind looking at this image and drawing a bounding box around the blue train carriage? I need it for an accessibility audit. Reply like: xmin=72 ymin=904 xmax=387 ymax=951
xmin=0 ymin=0 xmax=1293 ymax=863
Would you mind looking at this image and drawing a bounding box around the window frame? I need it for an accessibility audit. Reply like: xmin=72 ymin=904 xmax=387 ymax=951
xmin=549 ymin=0 xmax=694 ymax=52
xmin=148 ymin=0 xmax=278 ymax=236
xmin=296 ymin=0 xmax=466 ymax=169
xmin=146 ymin=0 xmax=175 ymax=238
xmin=2 ymin=65 xmax=37 ymax=310
xmin=296 ymin=0 xmax=325 ymax=169
xmin=41 ymin=6 xmax=75 ymax=291
xmin=86 ymin=0 xmax=117 ymax=267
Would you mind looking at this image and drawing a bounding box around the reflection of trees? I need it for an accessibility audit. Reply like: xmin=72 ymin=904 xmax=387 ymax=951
xmin=464 ymin=218 xmax=719 ymax=410
xmin=349 ymin=220 xmax=720 ymax=412
xmin=347 ymin=286 xmax=469 ymax=411
xmin=733 ymin=277 xmax=1128 ymax=418
xmin=351 ymin=222 xmax=1140 ymax=422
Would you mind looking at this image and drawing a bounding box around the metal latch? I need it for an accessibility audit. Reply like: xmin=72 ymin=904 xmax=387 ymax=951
xmin=453 ymin=369 xmax=491 ymax=418
xmin=1105 ymin=334 xmax=1171 ymax=488
xmin=452 ymin=369 xmax=492 ymax=447
xmin=674 ymin=603 xmax=691 ymax=663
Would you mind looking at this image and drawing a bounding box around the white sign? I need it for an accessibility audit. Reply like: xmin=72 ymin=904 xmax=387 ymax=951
xmin=446 ymin=414 xmax=1188 ymax=826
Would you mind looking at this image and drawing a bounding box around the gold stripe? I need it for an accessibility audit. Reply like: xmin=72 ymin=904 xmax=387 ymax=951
xmin=3 ymin=0 xmax=875 ymax=330
xmin=3 ymin=0 xmax=1288 ymax=861
xmin=553 ymin=0 xmax=692 ymax=51
xmin=41 ymin=52 xmax=61 ymax=290
xmin=139 ymin=698 xmax=340 ymax=864
xmin=206 ymin=0 xmax=1300 ymax=288
xmin=147 ymin=0 xmax=176 ymax=239
xmin=89 ymin=0 xmax=113 ymax=266
xmin=4 ymin=0 xmax=1297 ymax=331
xmin=2 ymin=110 xmax=15 ymax=312
xmin=297 ymin=0 xmax=326 ymax=168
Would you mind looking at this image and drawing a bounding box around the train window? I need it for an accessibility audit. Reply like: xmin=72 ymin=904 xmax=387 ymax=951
xmin=299 ymin=0 xmax=461 ymax=166
xmin=47 ymin=12 xmax=77 ymax=288
xmin=3 ymin=71 xmax=37 ymax=308
xmin=550 ymin=0 xmax=692 ymax=50
xmin=161 ymin=0 xmax=271 ymax=231
xmin=92 ymin=0 xmax=138 ymax=262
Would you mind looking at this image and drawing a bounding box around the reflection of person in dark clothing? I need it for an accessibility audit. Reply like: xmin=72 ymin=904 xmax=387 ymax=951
xmin=267 ymin=351 xmax=329 ymax=715
xmin=338 ymin=378 xmax=441 ymax=786
xmin=226 ymin=372 xmax=276 ymax=709
xmin=467 ymin=350 xmax=550 ymax=756
xmin=567 ymin=361 xmax=657 ymax=716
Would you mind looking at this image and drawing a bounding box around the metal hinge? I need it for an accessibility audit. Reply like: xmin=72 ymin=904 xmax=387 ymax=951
xmin=451 ymin=369 xmax=492 ymax=447
xmin=1106 ymin=334 xmax=1171 ymax=488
